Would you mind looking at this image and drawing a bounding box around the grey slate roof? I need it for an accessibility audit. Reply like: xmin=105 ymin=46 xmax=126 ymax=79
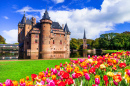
xmin=83 ymin=29 xmax=86 ymax=39
xmin=64 ymin=23 xmax=70 ymax=32
xmin=52 ymin=22 xmax=62 ymax=29
xmin=20 ymin=14 xmax=26 ymax=24
xmin=42 ymin=9 xmax=50 ymax=20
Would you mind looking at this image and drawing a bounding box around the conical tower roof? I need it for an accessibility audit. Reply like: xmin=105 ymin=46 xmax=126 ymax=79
xmin=42 ymin=9 xmax=50 ymax=20
xmin=64 ymin=23 xmax=70 ymax=32
xmin=83 ymin=29 xmax=86 ymax=39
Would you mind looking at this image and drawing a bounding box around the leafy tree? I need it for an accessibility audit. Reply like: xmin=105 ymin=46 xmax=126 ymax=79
xmin=0 ymin=35 xmax=6 ymax=44
xmin=70 ymin=38 xmax=79 ymax=50
xmin=92 ymin=38 xmax=100 ymax=49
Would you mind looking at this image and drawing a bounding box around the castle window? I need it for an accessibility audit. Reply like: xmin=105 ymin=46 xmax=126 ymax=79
xmin=28 ymin=27 xmax=29 ymax=29
xmin=55 ymin=34 xmax=56 ymax=36
xmin=35 ymin=34 xmax=38 ymax=38
xmin=60 ymin=40 xmax=62 ymax=44
xmin=35 ymin=39 xmax=38 ymax=43
xmin=27 ymin=42 xmax=29 ymax=45
xmin=53 ymin=40 xmax=55 ymax=44
xmin=60 ymin=34 xmax=61 ymax=37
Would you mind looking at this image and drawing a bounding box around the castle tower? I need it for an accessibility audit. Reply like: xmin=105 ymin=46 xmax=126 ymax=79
xmin=83 ymin=29 xmax=87 ymax=49
xmin=40 ymin=9 xmax=52 ymax=53
xmin=64 ymin=23 xmax=71 ymax=52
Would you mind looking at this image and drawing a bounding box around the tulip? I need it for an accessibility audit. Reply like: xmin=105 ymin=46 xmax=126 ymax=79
xmin=88 ymin=55 xmax=90 ymax=59
xmin=85 ymin=73 xmax=90 ymax=80
xmin=26 ymin=76 xmax=29 ymax=81
xmin=53 ymin=68 xmax=57 ymax=74
xmin=65 ymin=78 xmax=74 ymax=85
xmin=113 ymin=80 xmax=118 ymax=86
xmin=95 ymin=78 xmax=100 ymax=84
xmin=0 ymin=83 xmax=3 ymax=86
xmin=45 ymin=71 xmax=48 ymax=75
xmin=58 ymin=81 xmax=66 ymax=86
xmin=72 ymin=73 xmax=76 ymax=79
xmin=92 ymin=84 xmax=98 ymax=86
xmin=60 ymin=63 xmax=62 ymax=67
xmin=57 ymin=72 xmax=60 ymax=76
xmin=46 ymin=78 xmax=50 ymax=83
xmin=41 ymin=81 xmax=45 ymax=85
xmin=48 ymin=80 xmax=55 ymax=86
xmin=5 ymin=79 xmax=12 ymax=86
xmin=127 ymin=69 xmax=130 ymax=76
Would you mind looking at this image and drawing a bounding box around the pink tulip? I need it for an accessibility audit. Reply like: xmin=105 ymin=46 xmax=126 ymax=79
xmin=45 ymin=71 xmax=48 ymax=75
xmin=41 ymin=81 xmax=45 ymax=85
xmin=85 ymin=73 xmax=90 ymax=80
xmin=60 ymin=63 xmax=62 ymax=67
xmin=53 ymin=69 xmax=57 ymax=74
xmin=47 ymin=68 xmax=49 ymax=71
xmin=88 ymin=55 xmax=90 ymax=59
xmin=51 ymin=68 xmax=53 ymax=72
xmin=127 ymin=70 xmax=130 ymax=76
xmin=95 ymin=78 xmax=100 ymax=84
xmin=80 ymin=59 xmax=84 ymax=63
xmin=72 ymin=73 xmax=76 ymax=79
xmin=113 ymin=80 xmax=118 ymax=86
xmin=5 ymin=79 xmax=11 ymax=86
xmin=60 ymin=76 xmax=63 ymax=80
xmin=46 ymin=78 xmax=50 ymax=83
xmin=48 ymin=80 xmax=55 ymax=86
xmin=19 ymin=83 xmax=26 ymax=86
xmin=0 ymin=83 xmax=3 ymax=86
xmin=58 ymin=72 xmax=60 ymax=76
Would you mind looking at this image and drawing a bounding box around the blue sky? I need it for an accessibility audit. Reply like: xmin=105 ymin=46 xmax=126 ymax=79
xmin=0 ymin=0 xmax=130 ymax=43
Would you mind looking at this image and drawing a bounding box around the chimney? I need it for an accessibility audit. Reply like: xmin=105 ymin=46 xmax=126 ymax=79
xmin=62 ymin=24 xmax=64 ymax=29
xmin=32 ymin=17 xmax=36 ymax=25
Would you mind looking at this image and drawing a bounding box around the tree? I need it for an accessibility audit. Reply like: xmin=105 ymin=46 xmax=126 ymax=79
xmin=92 ymin=38 xmax=100 ymax=49
xmin=0 ymin=35 xmax=6 ymax=44
xmin=70 ymin=38 xmax=79 ymax=50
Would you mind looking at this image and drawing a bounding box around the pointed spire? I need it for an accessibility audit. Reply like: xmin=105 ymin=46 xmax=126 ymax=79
xmin=42 ymin=8 xmax=50 ymax=20
xmin=83 ymin=29 xmax=86 ymax=39
xmin=64 ymin=23 xmax=70 ymax=33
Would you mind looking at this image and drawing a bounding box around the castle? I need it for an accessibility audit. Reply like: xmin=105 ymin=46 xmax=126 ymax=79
xmin=18 ymin=9 xmax=71 ymax=53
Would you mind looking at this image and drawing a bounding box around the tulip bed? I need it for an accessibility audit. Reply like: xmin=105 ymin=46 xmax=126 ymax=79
xmin=0 ymin=51 xmax=130 ymax=86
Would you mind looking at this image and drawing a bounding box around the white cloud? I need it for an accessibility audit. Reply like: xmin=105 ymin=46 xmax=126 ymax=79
xmin=3 ymin=16 xmax=9 ymax=19
xmin=11 ymin=0 xmax=130 ymax=44
xmin=16 ymin=6 xmax=41 ymax=13
xmin=2 ymin=29 xmax=18 ymax=43
xmin=52 ymin=0 xmax=64 ymax=4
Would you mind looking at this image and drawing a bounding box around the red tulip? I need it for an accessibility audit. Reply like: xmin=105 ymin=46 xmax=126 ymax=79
xmin=119 ymin=63 xmax=126 ymax=68
xmin=65 ymin=78 xmax=74 ymax=85
xmin=58 ymin=81 xmax=66 ymax=86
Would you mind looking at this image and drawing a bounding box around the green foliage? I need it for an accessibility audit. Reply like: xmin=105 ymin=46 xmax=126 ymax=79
xmin=70 ymin=31 xmax=130 ymax=50
xmin=0 ymin=35 xmax=6 ymax=44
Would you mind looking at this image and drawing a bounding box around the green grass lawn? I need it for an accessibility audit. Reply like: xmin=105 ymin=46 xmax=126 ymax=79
xmin=103 ymin=50 xmax=129 ymax=53
xmin=0 ymin=59 xmax=70 ymax=83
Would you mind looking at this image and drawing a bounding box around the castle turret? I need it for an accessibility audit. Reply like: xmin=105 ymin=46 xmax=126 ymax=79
xmin=83 ymin=29 xmax=87 ymax=49
xmin=64 ymin=23 xmax=71 ymax=52
xmin=40 ymin=9 xmax=52 ymax=53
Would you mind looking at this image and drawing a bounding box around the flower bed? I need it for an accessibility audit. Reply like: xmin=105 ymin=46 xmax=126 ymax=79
xmin=0 ymin=51 xmax=130 ymax=86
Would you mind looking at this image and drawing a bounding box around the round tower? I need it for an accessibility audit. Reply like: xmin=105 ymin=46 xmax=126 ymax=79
xmin=40 ymin=9 xmax=52 ymax=53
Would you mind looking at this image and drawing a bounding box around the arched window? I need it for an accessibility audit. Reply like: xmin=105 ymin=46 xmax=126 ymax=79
xmin=60 ymin=40 xmax=62 ymax=44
